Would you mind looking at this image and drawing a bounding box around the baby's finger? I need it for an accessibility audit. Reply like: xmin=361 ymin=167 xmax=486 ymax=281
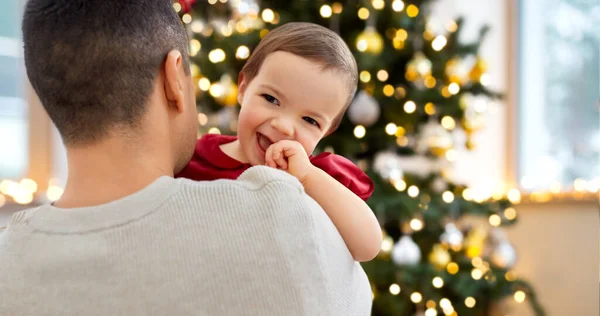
xmin=273 ymin=149 xmax=288 ymax=170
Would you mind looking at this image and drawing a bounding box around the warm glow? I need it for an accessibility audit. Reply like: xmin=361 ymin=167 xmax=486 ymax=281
xmin=408 ymin=185 xmax=419 ymax=197
xmin=505 ymin=270 xmax=518 ymax=281
xmin=471 ymin=257 xmax=483 ymax=267
xmin=425 ymin=308 xmax=437 ymax=316
xmin=46 ymin=186 xmax=64 ymax=202
xmin=383 ymin=84 xmax=395 ymax=97
xmin=448 ymin=82 xmax=460 ymax=95
xmin=360 ymin=71 xmax=371 ymax=83
xmin=197 ymin=113 xmax=208 ymax=126
xmin=385 ymin=123 xmax=398 ymax=135
xmin=504 ymin=207 xmax=517 ymax=220
xmin=446 ymin=20 xmax=458 ymax=32
xmin=396 ymin=29 xmax=408 ymax=41
xmin=394 ymin=180 xmax=407 ymax=191
xmin=410 ymin=292 xmax=423 ymax=303
xmin=410 ymin=218 xmax=424 ymax=231
xmin=425 ymin=102 xmax=436 ymax=115
xmin=439 ymin=298 xmax=452 ymax=309
xmin=372 ymin=0 xmax=385 ymax=10
xmin=208 ymin=127 xmax=221 ymax=134
xmin=320 ymin=5 xmax=332 ymax=18
xmin=262 ymin=9 xmax=275 ymax=22
xmin=445 ymin=149 xmax=457 ymax=161
xmin=406 ymin=4 xmax=419 ymax=17
xmin=471 ymin=269 xmax=483 ymax=280
xmin=208 ymin=49 xmax=226 ymax=63
xmin=20 ymin=178 xmax=38 ymax=193
xmin=446 ymin=262 xmax=459 ymax=274
xmin=358 ymin=8 xmax=370 ymax=20
xmin=209 ymin=83 xmax=224 ymax=98
xmin=404 ymin=101 xmax=416 ymax=113
xmin=190 ymin=39 xmax=201 ymax=56
xmin=514 ymin=291 xmax=526 ymax=303
xmin=507 ymin=189 xmax=521 ymax=203
xmin=182 ymin=14 xmax=192 ymax=24
xmin=191 ymin=20 xmax=204 ymax=33
xmin=389 ymin=283 xmax=401 ymax=295
xmin=356 ymin=39 xmax=368 ymax=52
xmin=392 ymin=0 xmax=405 ymax=12
xmin=432 ymin=277 xmax=444 ymax=288
xmin=480 ymin=73 xmax=491 ymax=86
xmin=198 ymin=78 xmax=211 ymax=91
xmin=354 ymin=125 xmax=366 ymax=138
xmin=432 ymin=35 xmax=448 ymax=51
xmin=489 ymin=214 xmax=502 ymax=227
xmin=332 ymin=3 xmax=343 ymax=14
xmin=381 ymin=236 xmax=394 ymax=252
xmin=424 ymin=76 xmax=436 ymax=88
xmin=441 ymin=116 xmax=456 ymax=130
xmin=377 ymin=70 xmax=389 ymax=81
xmin=465 ymin=297 xmax=476 ymax=308
xmin=442 ymin=191 xmax=455 ymax=203
xmin=173 ymin=2 xmax=182 ymax=12
xmin=236 ymin=45 xmax=250 ymax=59
xmin=462 ymin=188 xmax=474 ymax=201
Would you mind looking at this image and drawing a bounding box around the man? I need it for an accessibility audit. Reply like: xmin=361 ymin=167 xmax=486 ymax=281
xmin=0 ymin=0 xmax=371 ymax=315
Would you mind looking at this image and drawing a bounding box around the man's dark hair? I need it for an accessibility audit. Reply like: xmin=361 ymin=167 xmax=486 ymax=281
xmin=22 ymin=0 xmax=190 ymax=145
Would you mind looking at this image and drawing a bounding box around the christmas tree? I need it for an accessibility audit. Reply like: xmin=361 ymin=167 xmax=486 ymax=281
xmin=175 ymin=0 xmax=544 ymax=315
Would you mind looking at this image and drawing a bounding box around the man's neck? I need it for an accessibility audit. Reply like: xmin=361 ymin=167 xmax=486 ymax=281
xmin=54 ymin=136 xmax=173 ymax=209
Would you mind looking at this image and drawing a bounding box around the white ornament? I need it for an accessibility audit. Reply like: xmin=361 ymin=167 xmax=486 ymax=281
xmin=347 ymin=91 xmax=380 ymax=126
xmin=373 ymin=151 xmax=404 ymax=181
xmin=416 ymin=120 xmax=453 ymax=155
xmin=440 ymin=223 xmax=464 ymax=248
xmin=492 ymin=240 xmax=517 ymax=268
xmin=392 ymin=236 xmax=421 ymax=266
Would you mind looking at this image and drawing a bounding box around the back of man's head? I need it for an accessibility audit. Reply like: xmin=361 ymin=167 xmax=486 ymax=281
xmin=22 ymin=0 xmax=190 ymax=145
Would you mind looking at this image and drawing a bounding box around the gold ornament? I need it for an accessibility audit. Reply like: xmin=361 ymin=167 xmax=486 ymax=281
xmin=406 ymin=52 xmax=432 ymax=80
xmin=469 ymin=58 xmax=487 ymax=82
xmin=465 ymin=137 xmax=476 ymax=150
xmin=464 ymin=226 xmax=488 ymax=258
xmin=356 ymin=26 xmax=384 ymax=55
xmin=428 ymin=244 xmax=451 ymax=270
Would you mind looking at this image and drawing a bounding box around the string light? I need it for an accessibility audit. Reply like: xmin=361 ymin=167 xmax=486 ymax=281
xmin=471 ymin=269 xmax=483 ymax=280
xmin=406 ymin=4 xmax=419 ymax=17
xmin=425 ymin=102 xmax=436 ymax=115
xmin=208 ymin=127 xmax=221 ymax=134
xmin=442 ymin=191 xmax=455 ymax=203
xmin=358 ymin=8 xmax=370 ymax=20
xmin=320 ymin=5 xmax=332 ymax=18
xmin=46 ymin=185 xmax=63 ymax=202
xmin=441 ymin=116 xmax=456 ymax=130
xmin=381 ymin=235 xmax=394 ymax=252
xmin=235 ymin=21 xmax=248 ymax=33
xmin=354 ymin=125 xmax=366 ymax=138
xmin=505 ymin=270 xmax=518 ymax=281
xmin=181 ymin=14 xmax=192 ymax=24
xmin=507 ymin=189 xmax=521 ymax=203
xmin=408 ymin=185 xmax=419 ymax=197
xmin=404 ymin=101 xmax=416 ymax=113
xmin=372 ymin=0 xmax=385 ymax=10
xmin=394 ymin=180 xmax=407 ymax=191
xmin=198 ymin=78 xmax=211 ymax=91
xmin=208 ymin=0 xmax=217 ymax=4
xmin=383 ymin=84 xmax=395 ymax=97
xmin=189 ymin=39 xmax=201 ymax=56
xmin=392 ymin=0 xmax=405 ymax=12
xmin=432 ymin=35 xmax=447 ymax=51
xmin=432 ymin=277 xmax=444 ymax=288
xmin=445 ymin=149 xmax=457 ymax=162
xmin=377 ymin=70 xmax=389 ymax=81
xmin=448 ymin=82 xmax=460 ymax=94
xmin=424 ymin=76 xmax=436 ymax=88
xmin=389 ymin=283 xmax=401 ymax=295
xmin=261 ymin=9 xmax=275 ymax=23
xmin=439 ymin=298 xmax=452 ymax=309
xmin=208 ymin=49 xmax=226 ymax=63
xmin=197 ymin=113 xmax=208 ymax=126
xmin=359 ymin=71 xmax=371 ymax=83
xmin=465 ymin=297 xmax=476 ymax=308
xmin=480 ymin=73 xmax=491 ymax=86
xmin=385 ymin=123 xmax=398 ymax=135
xmin=236 ymin=45 xmax=250 ymax=59
xmin=489 ymin=214 xmax=502 ymax=226
xmin=446 ymin=262 xmax=459 ymax=274
xmin=410 ymin=292 xmax=423 ymax=303
xmin=332 ymin=3 xmax=343 ymax=14
xmin=173 ymin=2 xmax=182 ymax=12
xmin=425 ymin=308 xmax=437 ymax=316
xmin=410 ymin=218 xmax=424 ymax=231
xmin=514 ymin=291 xmax=526 ymax=303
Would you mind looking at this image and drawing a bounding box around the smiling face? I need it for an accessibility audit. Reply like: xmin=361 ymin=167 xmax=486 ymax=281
xmin=235 ymin=51 xmax=350 ymax=165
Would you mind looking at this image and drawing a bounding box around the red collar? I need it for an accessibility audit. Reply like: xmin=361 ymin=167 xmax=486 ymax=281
xmin=197 ymin=134 xmax=251 ymax=170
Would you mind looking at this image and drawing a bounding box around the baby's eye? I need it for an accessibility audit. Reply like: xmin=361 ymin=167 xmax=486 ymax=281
xmin=261 ymin=94 xmax=280 ymax=106
xmin=303 ymin=117 xmax=320 ymax=128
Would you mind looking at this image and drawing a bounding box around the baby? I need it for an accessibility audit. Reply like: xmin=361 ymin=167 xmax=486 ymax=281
xmin=178 ymin=22 xmax=382 ymax=262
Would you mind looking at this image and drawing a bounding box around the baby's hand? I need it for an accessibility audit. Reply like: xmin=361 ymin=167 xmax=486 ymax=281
xmin=265 ymin=140 xmax=312 ymax=184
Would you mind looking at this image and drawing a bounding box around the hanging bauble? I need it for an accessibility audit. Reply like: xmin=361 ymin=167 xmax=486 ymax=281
xmin=416 ymin=120 xmax=454 ymax=157
xmin=428 ymin=244 xmax=451 ymax=270
xmin=392 ymin=235 xmax=421 ymax=266
xmin=373 ymin=151 xmax=404 ymax=181
xmin=440 ymin=223 xmax=464 ymax=249
xmin=464 ymin=226 xmax=488 ymax=258
xmin=492 ymin=240 xmax=518 ymax=268
xmin=356 ymin=26 xmax=384 ymax=55
xmin=347 ymin=90 xmax=380 ymax=126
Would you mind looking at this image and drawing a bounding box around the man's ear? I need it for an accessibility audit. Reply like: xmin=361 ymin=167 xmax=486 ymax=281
xmin=164 ymin=50 xmax=185 ymax=113
xmin=237 ymin=72 xmax=248 ymax=106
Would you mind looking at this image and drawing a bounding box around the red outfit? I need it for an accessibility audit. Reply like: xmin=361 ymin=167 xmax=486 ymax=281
xmin=176 ymin=134 xmax=374 ymax=201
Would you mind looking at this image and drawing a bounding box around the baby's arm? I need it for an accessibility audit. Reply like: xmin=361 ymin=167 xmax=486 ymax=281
xmin=265 ymin=140 xmax=382 ymax=262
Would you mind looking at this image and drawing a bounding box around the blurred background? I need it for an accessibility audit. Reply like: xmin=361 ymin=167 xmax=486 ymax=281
xmin=0 ymin=0 xmax=598 ymax=315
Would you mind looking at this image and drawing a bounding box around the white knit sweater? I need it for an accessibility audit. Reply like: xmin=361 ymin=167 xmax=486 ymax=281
xmin=0 ymin=166 xmax=371 ymax=315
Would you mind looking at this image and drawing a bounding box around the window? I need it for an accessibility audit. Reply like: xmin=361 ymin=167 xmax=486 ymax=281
xmin=0 ymin=1 xmax=28 ymax=179
xmin=518 ymin=0 xmax=599 ymax=192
